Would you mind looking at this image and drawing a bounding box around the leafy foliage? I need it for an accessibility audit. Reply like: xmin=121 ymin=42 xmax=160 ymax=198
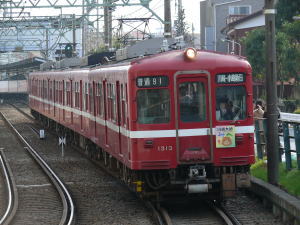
xmin=276 ymin=0 xmax=300 ymax=28
xmin=174 ymin=8 xmax=189 ymax=38
xmin=282 ymin=20 xmax=300 ymax=45
xmin=241 ymin=28 xmax=265 ymax=80
xmin=242 ymin=23 xmax=300 ymax=82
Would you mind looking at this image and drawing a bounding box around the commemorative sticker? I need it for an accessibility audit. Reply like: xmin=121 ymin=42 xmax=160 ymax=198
xmin=216 ymin=126 xmax=236 ymax=148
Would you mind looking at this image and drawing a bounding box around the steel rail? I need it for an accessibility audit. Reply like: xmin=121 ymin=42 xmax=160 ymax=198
xmin=158 ymin=207 xmax=173 ymax=225
xmin=9 ymin=103 xmax=34 ymax=121
xmin=0 ymin=149 xmax=18 ymax=225
xmin=0 ymin=112 xmax=75 ymax=225
xmin=144 ymin=201 xmax=165 ymax=225
xmin=207 ymin=201 xmax=241 ymax=225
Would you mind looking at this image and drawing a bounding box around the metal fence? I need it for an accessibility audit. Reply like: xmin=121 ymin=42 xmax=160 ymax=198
xmin=255 ymin=113 xmax=300 ymax=170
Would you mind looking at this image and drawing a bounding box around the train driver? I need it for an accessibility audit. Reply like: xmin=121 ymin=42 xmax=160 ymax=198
xmin=216 ymin=99 xmax=234 ymax=121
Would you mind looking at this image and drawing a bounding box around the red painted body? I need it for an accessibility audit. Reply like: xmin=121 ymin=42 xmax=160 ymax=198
xmin=29 ymin=50 xmax=255 ymax=173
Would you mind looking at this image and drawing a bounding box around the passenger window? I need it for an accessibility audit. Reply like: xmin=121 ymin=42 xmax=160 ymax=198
xmin=137 ymin=89 xmax=170 ymax=124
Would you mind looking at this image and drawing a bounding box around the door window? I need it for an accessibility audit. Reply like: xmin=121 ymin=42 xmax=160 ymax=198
xmin=179 ymin=82 xmax=206 ymax=122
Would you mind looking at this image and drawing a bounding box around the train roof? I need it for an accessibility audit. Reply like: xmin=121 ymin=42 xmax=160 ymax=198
xmin=129 ymin=49 xmax=251 ymax=73
xmin=30 ymin=49 xmax=251 ymax=79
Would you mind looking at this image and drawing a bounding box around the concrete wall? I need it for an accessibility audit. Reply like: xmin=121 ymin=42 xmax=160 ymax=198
xmin=0 ymin=80 xmax=27 ymax=93
xmin=200 ymin=0 xmax=264 ymax=52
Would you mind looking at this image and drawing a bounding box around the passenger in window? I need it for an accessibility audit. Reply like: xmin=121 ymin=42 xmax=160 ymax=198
xmin=217 ymin=99 xmax=234 ymax=120
xmin=179 ymin=86 xmax=192 ymax=105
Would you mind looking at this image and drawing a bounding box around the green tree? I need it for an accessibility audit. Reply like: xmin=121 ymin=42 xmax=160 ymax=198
xmin=282 ymin=20 xmax=300 ymax=45
xmin=174 ymin=8 xmax=189 ymax=38
xmin=242 ymin=28 xmax=300 ymax=84
xmin=276 ymin=0 xmax=300 ymax=28
xmin=241 ymin=28 xmax=265 ymax=81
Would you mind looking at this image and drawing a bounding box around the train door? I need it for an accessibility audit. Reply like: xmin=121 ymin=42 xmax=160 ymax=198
xmin=175 ymin=72 xmax=213 ymax=163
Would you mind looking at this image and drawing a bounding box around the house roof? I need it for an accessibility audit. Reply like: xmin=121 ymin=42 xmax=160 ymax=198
xmin=221 ymin=10 xmax=264 ymax=34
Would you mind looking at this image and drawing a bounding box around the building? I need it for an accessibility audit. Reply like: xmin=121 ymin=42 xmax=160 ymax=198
xmin=221 ymin=9 xmax=265 ymax=55
xmin=200 ymin=0 xmax=264 ymax=53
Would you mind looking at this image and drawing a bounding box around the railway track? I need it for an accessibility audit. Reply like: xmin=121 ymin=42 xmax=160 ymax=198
xmin=149 ymin=200 xmax=240 ymax=225
xmin=2 ymin=103 xmax=155 ymax=225
xmin=8 ymin=102 xmax=284 ymax=225
xmin=0 ymin=150 xmax=18 ymax=225
xmin=0 ymin=109 xmax=75 ymax=225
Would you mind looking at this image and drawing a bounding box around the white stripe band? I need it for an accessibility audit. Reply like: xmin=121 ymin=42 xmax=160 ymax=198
xmin=130 ymin=130 xmax=177 ymax=138
xmin=29 ymin=95 xmax=254 ymax=138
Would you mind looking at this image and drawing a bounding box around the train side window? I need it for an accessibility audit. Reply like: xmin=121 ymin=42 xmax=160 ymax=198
xmin=120 ymin=84 xmax=124 ymax=125
xmin=107 ymin=84 xmax=111 ymax=119
xmin=49 ymin=81 xmax=52 ymax=101
xmin=66 ymin=82 xmax=69 ymax=106
xmin=95 ymin=83 xmax=103 ymax=116
xmin=55 ymin=81 xmax=58 ymax=103
xmin=137 ymin=89 xmax=170 ymax=124
xmin=121 ymin=84 xmax=127 ymax=126
xmin=90 ymin=83 xmax=94 ymax=114
xmin=45 ymin=80 xmax=48 ymax=99
xmin=99 ymin=83 xmax=103 ymax=116
xmin=216 ymin=86 xmax=246 ymax=121
xmin=109 ymin=84 xmax=116 ymax=121
xmin=83 ymin=82 xmax=88 ymax=111
xmin=60 ymin=81 xmax=63 ymax=104
xmin=74 ymin=82 xmax=79 ymax=108
xmin=179 ymin=82 xmax=206 ymax=122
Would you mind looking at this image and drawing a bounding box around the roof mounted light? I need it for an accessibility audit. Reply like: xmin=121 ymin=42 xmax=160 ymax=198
xmin=184 ymin=48 xmax=197 ymax=60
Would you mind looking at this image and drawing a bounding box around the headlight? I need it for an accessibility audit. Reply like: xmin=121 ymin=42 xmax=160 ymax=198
xmin=184 ymin=48 xmax=197 ymax=60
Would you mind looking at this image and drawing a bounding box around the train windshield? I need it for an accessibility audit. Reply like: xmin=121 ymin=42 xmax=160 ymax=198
xmin=137 ymin=89 xmax=170 ymax=124
xmin=216 ymin=86 xmax=246 ymax=121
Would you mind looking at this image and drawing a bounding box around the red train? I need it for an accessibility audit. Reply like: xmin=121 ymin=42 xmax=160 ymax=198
xmin=29 ymin=48 xmax=254 ymax=199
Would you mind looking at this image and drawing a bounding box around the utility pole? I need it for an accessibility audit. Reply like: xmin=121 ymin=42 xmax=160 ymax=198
xmin=45 ymin=28 xmax=49 ymax=60
xmin=104 ymin=0 xmax=112 ymax=50
xmin=82 ymin=0 xmax=85 ymax=56
xmin=72 ymin=14 xmax=76 ymax=56
xmin=164 ymin=0 xmax=172 ymax=38
xmin=265 ymin=0 xmax=279 ymax=185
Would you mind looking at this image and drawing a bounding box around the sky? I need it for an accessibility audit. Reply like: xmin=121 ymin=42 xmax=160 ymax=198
xmin=24 ymin=0 xmax=203 ymax=34
xmin=113 ymin=0 xmax=203 ymax=34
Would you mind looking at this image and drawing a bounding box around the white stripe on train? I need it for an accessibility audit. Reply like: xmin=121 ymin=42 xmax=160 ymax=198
xmin=29 ymin=95 xmax=254 ymax=139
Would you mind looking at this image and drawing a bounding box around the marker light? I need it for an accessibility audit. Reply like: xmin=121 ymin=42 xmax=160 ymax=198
xmin=184 ymin=48 xmax=197 ymax=60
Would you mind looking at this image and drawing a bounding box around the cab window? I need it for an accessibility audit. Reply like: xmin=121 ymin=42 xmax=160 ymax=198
xmin=216 ymin=86 xmax=246 ymax=121
xmin=137 ymin=89 xmax=170 ymax=124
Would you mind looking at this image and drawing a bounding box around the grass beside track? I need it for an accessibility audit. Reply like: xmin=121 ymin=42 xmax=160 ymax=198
xmin=251 ymin=159 xmax=300 ymax=197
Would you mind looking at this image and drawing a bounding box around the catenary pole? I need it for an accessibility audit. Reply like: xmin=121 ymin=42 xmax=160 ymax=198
xmin=164 ymin=0 xmax=172 ymax=38
xmin=265 ymin=0 xmax=279 ymax=185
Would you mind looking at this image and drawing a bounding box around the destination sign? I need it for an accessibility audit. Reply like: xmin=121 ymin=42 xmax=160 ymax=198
xmin=216 ymin=73 xmax=245 ymax=84
xmin=136 ymin=76 xmax=169 ymax=88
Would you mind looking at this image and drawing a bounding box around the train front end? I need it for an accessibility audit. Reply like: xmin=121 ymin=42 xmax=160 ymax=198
xmin=129 ymin=49 xmax=254 ymax=199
